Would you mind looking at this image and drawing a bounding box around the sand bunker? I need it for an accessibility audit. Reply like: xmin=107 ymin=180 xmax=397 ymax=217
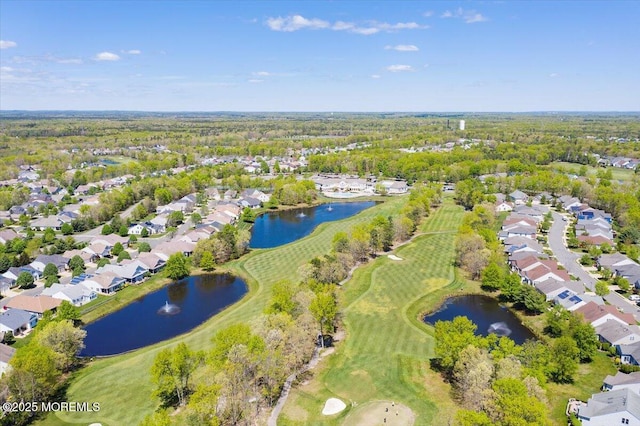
xmin=322 ymin=398 xmax=347 ymax=415
xmin=388 ymin=255 xmax=403 ymax=261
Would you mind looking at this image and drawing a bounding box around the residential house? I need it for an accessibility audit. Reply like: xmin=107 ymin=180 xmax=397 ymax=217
xmin=135 ymin=253 xmax=166 ymax=274
xmin=238 ymin=197 xmax=261 ymax=209
xmin=30 ymin=216 xmax=64 ymax=231
xmin=41 ymin=284 xmax=97 ymax=306
xmin=97 ymin=262 xmax=148 ymax=284
xmin=91 ymin=234 xmax=128 ymax=248
xmin=83 ymin=242 xmax=112 ymax=259
xmin=535 ymin=279 xmax=584 ymax=301
xmin=0 ymin=309 xmax=37 ymax=335
xmin=598 ymin=254 xmax=636 ymax=271
xmin=596 ymin=321 xmax=640 ymax=346
xmin=65 ymin=249 xmax=98 ymax=264
xmin=577 ymin=388 xmax=640 ymax=426
xmin=4 ymin=295 xmax=61 ymax=318
xmin=619 ymin=342 xmax=640 ymax=366
xmin=149 ymin=215 xmax=168 ymax=233
xmin=495 ymin=201 xmax=513 ymax=212
xmin=508 ymin=190 xmax=529 ymax=205
xmin=0 ymin=343 xmax=16 ymax=376
xmin=576 ymin=301 xmax=636 ymax=328
xmin=154 ymin=241 xmax=195 ymax=260
xmin=30 ymin=254 xmax=69 ymax=273
xmin=0 ymin=229 xmax=19 ymax=244
xmin=553 ymin=290 xmax=587 ymax=311
xmin=3 ymin=265 xmax=42 ymax=282
xmin=603 ymin=371 xmax=640 ymax=394
xmin=79 ymin=272 xmax=125 ymax=295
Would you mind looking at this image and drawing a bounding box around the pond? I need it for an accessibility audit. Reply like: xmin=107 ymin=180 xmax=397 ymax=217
xmin=80 ymin=273 xmax=247 ymax=357
xmin=423 ymin=294 xmax=535 ymax=345
xmin=249 ymin=201 xmax=378 ymax=249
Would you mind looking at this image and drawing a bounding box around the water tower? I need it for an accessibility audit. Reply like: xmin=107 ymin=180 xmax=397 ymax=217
xmin=459 ymin=120 xmax=465 ymax=131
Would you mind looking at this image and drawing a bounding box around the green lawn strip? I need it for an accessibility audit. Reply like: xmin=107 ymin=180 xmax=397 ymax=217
xmin=43 ymin=197 xmax=404 ymax=426
xmin=279 ymin=200 xmax=465 ymax=425
xmin=551 ymin=161 xmax=637 ymax=182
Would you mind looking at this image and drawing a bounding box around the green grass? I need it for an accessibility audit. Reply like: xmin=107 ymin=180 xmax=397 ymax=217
xmin=279 ymin=201 xmax=466 ymax=425
xmin=41 ymin=196 xmax=407 ymax=426
xmin=551 ymin=161 xmax=637 ymax=183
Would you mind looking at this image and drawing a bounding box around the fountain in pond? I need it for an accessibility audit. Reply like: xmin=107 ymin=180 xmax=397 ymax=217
xmin=158 ymin=301 xmax=181 ymax=315
xmin=488 ymin=322 xmax=512 ymax=337
xmin=297 ymin=212 xmax=306 ymax=218
xmin=327 ymin=205 xmax=334 ymax=212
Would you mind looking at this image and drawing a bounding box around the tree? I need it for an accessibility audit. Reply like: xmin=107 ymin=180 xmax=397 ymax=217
xmin=491 ymin=377 xmax=549 ymax=425
xmin=35 ymin=319 xmax=86 ymax=372
xmin=57 ymin=300 xmax=81 ymax=323
xmin=453 ymin=345 xmax=494 ymax=411
xmin=45 ymin=274 xmax=59 ymax=287
xmin=111 ymin=242 xmax=124 ymax=256
xmin=266 ymin=280 xmax=297 ymax=315
xmin=456 ymin=410 xmax=493 ymax=426
xmin=97 ymin=258 xmax=110 ymax=268
xmin=521 ymin=286 xmax=547 ymax=314
xmin=166 ymin=252 xmax=190 ymax=280
xmin=332 ymin=231 xmax=350 ymax=253
xmin=595 ymin=280 xmax=610 ymax=296
xmin=549 ymin=336 xmax=579 ymax=383
xmin=16 ymin=271 xmax=34 ymax=289
xmin=101 ymin=223 xmax=113 ymax=235
xmin=240 ymin=207 xmax=256 ymax=223
xmin=199 ymin=251 xmax=216 ymax=272
xmin=3 ymin=331 xmax=15 ymax=345
xmin=43 ymin=262 xmax=59 ymax=278
xmin=117 ymin=250 xmax=131 ymax=262
xmin=481 ymin=262 xmax=503 ymax=291
xmin=191 ymin=212 xmax=202 ymax=225
xmin=434 ymin=316 xmax=480 ymax=374
xmin=141 ymin=227 xmax=150 ymax=238
xmin=138 ymin=242 xmax=152 ymax=253
xmin=6 ymin=343 xmax=61 ymax=405
xmin=544 ymin=305 xmax=569 ymax=337
xmin=61 ymin=222 xmax=73 ymax=235
xmin=151 ymin=342 xmax=203 ymax=407
xmin=168 ymin=211 xmax=184 ymax=227
xmin=571 ymin=321 xmax=598 ymax=362
xmin=69 ymin=254 xmax=85 ymax=271
xmin=309 ymin=290 xmax=337 ymax=344
xmin=118 ymin=224 xmax=129 ymax=237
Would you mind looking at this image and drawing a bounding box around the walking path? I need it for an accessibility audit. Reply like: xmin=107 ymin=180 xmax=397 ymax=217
xmin=267 ymin=347 xmax=321 ymax=426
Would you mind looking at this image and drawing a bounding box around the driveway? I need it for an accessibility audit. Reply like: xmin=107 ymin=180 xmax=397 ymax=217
xmin=549 ymin=211 xmax=640 ymax=322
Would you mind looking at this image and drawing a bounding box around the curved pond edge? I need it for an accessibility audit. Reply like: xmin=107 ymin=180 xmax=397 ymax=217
xmin=83 ymin=267 xmax=258 ymax=358
xmin=418 ymin=289 xmax=543 ymax=342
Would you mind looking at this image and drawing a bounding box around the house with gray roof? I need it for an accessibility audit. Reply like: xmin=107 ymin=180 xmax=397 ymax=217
xmin=603 ymin=371 xmax=640 ymax=394
xmin=619 ymin=342 xmax=640 ymax=366
xmin=508 ymin=190 xmax=529 ymax=205
xmin=31 ymin=254 xmax=69 ymax=273
xmin=596 ymin=321 xmax=640 ymax=346
xmin=578 ymin=388 xmax=640 ymax=425
xmin=41 ymin=284 xmax=97 ymax=306
xmin=0 ymin=343 xmax=16 ymax=376
xmin=0 ymin=309 xmax=37 ymax=336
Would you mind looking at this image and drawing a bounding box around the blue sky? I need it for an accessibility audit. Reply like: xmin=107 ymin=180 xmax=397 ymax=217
xmin=1 ymin=1 xmax=638 ymax=111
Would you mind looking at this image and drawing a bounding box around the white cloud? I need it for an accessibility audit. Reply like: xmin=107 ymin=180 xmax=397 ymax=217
xmin=253 ymin=71 xmax=271 ymax=76
xmin=385 ymin=44 xmax=419 ymax=52
xmin=56 ymin=58 xmax=83 ymax=64
xmin=0 ymin=40 xmax=17 ymax=49
xmin=248 ymin=79 xmax=264 ymax=84
xmin=94 ymin=52 xmax=121 ymax=61
xmin=266 ymin=15 xmax=330 ymax=32
xmin=371 ymin=74 xmax=381 ymax=79
xmin=441 ymin=8 xmax=488 ymax=24
xmin=549 ymin=73 xmax=559 ymax=78
xmin=266 ymin=15 xmax=426 ymax=35
xmin=423 ymin=11 xmax=434 ymax=18
xmin=386 ymin=64 xmax=414 ymax=72
xmin=126 ymin=49 xmax=141 ymax=55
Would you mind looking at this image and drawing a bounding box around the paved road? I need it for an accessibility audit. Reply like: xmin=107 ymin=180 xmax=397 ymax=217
xmin=549 ymin=211 xmax=640 ymax=322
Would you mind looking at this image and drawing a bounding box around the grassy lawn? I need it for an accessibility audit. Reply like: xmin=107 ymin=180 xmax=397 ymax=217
xmin=278 ymin=201 xmax=466 ymax=425
xmin=551 ymin=161 xmax=637 ymax=183
xmin=40 ymin=196 xmax=406 ymax=426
